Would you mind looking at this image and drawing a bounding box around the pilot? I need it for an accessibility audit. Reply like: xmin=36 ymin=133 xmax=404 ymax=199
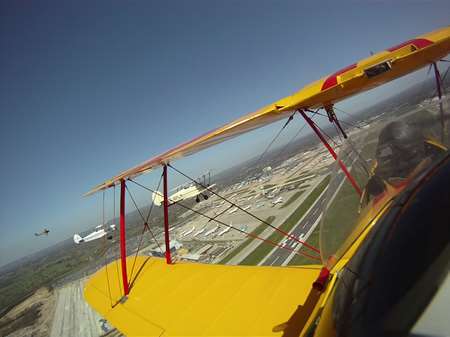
xmin=365 ymin=121 xmax=447 ymax=200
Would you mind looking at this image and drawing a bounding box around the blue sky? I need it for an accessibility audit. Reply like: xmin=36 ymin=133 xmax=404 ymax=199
xmin=0 ymin=0 xmax=448 ymax=266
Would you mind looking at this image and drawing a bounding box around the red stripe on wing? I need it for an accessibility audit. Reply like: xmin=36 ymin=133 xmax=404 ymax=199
xmin=321 ymin=63 xmax=357 ymax=91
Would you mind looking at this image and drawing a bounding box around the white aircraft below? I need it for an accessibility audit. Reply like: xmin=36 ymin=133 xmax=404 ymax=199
xmin=217 ymin=225 xmax=231 ymax=236
xmin=193 ymin=225 xmax=207 ymax=237
xmin=228 ymin=207 xmax=238 ymax=214
xmin=73 ymin=224 xmax=116 ymax=244
xmin=181 ymin=226 xmax=195 ymax=238
xmin=204 ymin=224 xmax=219 ymax=237
xmin=272 ymin=197 xmax=283 ymax=205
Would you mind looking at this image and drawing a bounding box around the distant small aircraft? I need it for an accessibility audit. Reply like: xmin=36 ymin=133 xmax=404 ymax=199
xmin=73 ymin=224 xmax=116 ymax=244
xmin=193 ymin=225 xmax=207 ymax=237
xmin=204 ymin=224 xmax=219 ymax=237
xmin=34 ymin=228 xmax=50 ymax=237
xmin=228 ymin=207 xmax=238 ymax=214
xmin=180 ymin=226 xmax=195 ymax=238
xmin=217 ymin=225 xmax=231 ymax=236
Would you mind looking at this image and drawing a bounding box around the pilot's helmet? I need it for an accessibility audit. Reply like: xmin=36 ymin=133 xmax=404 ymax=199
xmin=375 ymin=121 xmax=425 ymax=181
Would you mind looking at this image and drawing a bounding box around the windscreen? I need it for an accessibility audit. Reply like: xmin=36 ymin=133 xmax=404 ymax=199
xmin=319 ymin=94 xmax=449 ymax=268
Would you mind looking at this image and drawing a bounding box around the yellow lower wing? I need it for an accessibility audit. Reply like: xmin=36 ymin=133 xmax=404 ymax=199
xmin=84 ymin=256 xmax=321 ymax=336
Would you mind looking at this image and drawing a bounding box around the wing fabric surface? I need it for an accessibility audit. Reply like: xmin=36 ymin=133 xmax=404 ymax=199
xmin=84 ymin=256 xmax=321 ymax=336
xmin=86 ymin=26 xmax=450 ymax=196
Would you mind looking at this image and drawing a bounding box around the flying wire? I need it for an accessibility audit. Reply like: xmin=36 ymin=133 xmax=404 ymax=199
xmin=129 ymin=179 xmax=320 ymax=261
xmin=257 ymin=113 xmax=296 ymax=164
xmin=167 ymin=164 xmax=321 ymax=254
xmin=125 ymin=180 xmax=164 ymax=285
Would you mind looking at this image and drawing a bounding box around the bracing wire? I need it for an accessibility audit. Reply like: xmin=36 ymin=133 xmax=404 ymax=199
xmin=306 ymin=110 xmax=372 ymax=189
xmin=207 ymin=205 xmax=234 ymax=223
xmin=332 ymin=107 xmax=364 ymax=129
xmin=129 ymin=179 xmax=320 ymax=261
xmin=145 ymin=173 xmax=163 ymax=225
xmin=257 ymin=113 xmax=296 ymax=164
xmin=311 ymin=119 xmax=341 ymax=148
xmin=332 ymin=118 xmax=344 ymax=145
xmin=284 ymin=114 xmax=320 ymax=179
xmin=171 ymin=199 xmax=321 ymax=261
xmin=286 ymin=120 xmax=307 ymax=147
xmin=167 ymin=164 xmax=321 ymax=254
xmin=125 ymin=176 xmax=164 ymax=284
xmin=310 ymin=109 xmax=372 ymax=176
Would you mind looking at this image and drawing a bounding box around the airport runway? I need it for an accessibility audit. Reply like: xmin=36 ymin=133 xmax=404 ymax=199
xmin=50 ymin=278 xmax=105 ymax=337
xmin=262 ymin=166 xmax=354 ymax=266
xmin=223 ymin=177 xmax=323 ymax=265
xmin=261 ymin=189 xmax=328 ymax=266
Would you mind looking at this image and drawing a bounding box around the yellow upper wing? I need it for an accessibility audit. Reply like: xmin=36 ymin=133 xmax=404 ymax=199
xmin=84 ymin=256 xmax=322 ymax=336
xmin=86 ymin=25 xmax=450 ymax=196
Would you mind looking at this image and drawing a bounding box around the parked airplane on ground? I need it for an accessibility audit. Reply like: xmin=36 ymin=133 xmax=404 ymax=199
xmin=204 ymin=224 xmax=219 ymax=237
xmin=193 ymin=225 xmax=207 ymax=237
xmin=228 ymin=207 xmax=238 ymax=214
xmin=180 ymin=226 xmax=195 ymax=238
xmin=150 ymin=240 xmax=182 ymax=257
xmin=271 ymin=196 xmax=283 ymax=205
xmin=217 ymin=225 xmax=231 ymax=236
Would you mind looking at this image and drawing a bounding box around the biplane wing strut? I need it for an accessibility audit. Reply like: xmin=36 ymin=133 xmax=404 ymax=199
xmin=162 ymin=165 xmax=172 ymax=266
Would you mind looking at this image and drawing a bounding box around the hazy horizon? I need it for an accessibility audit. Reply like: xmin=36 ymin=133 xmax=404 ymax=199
xmin=1 ymin=0 xmax=449 ymax=267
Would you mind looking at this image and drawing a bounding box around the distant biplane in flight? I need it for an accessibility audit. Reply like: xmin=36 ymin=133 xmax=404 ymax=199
xmin=83 ymin=26 xmax=450 ymax=337
xmin=73 ymin=224 xmax=117 ymax=244
xmin=151 ymin=175 xmax=216 ymax=206
xmin=34 ymin=228 xmax=49 ymax=237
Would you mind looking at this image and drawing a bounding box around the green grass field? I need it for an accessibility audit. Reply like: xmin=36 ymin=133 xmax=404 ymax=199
xmin=239 ymin=175 xmax=330 ymax=266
